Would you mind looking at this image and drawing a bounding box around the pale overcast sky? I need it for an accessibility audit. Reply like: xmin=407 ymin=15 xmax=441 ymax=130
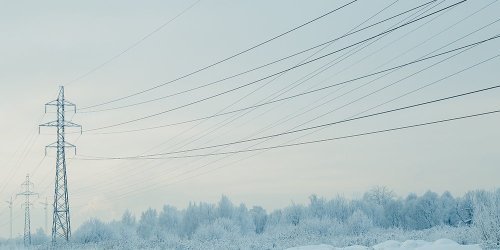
xmin=1 ymin=0 xmax=499 ymax=238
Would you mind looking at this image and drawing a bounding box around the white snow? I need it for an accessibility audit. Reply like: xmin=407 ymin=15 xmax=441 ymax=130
xmin=285 ymin=245 xmax=369 ymax=250
xmin=286 ymin=239 xmax=482 ymax=250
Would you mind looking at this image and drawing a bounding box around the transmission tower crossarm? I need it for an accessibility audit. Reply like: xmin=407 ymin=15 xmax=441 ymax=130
xmin=44 ymin=141 xmax=77 ymax=155
xmin=44 ymin=100 xmax=58 ymax=107
xmin=39 ymin=121 xmax=58 ymax=127
xmin=40 ymin=120 xmax=82 ymax=128
xmin=44 ymin=91 xmax=77 ymax=112
xmin=17 ymin=191 xmax=39 ymax=196
xmin=39 ymin=118 xmax=82 ymax=136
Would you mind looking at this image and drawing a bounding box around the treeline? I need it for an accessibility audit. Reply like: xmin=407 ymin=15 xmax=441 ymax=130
xmin=70 ymin=187 xmax=499 ymax=248
xmin=2 ymin=187 xmax=499 ymax=249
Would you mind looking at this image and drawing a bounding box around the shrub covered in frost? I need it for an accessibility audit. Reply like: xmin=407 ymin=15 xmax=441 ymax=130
xmin=347 ymin=209 xmax=373 ymax=236
xmin=473 ymin=189 xmax=500 ymax=249
xmin=73 ymin=218 xmax=117 ymax=243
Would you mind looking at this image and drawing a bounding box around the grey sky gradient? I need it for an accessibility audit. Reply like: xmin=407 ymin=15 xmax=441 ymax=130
xmin=1 ymin=0 xmax=499 ymax=238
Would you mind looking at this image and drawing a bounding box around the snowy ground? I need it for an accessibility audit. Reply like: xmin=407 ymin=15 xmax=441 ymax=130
xmin=286 ymin=239 xmax=482 ymax=250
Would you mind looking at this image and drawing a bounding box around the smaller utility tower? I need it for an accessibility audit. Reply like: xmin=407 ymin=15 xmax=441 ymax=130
xmin=4 ymin=197 xmax=13 ymax=239
xmin=40 ymin=197 xmax=49 ymax=234
xmin=17 ymin=174 xmax=39 ymax=246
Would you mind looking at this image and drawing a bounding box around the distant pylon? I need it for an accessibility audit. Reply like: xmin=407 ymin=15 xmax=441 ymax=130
xmin=4 ymin=196 xmax=13 ymax=239
xmin=17 ymin=174 xmax=39 ymax=246
xmin=39 ymin=86 xmax=81 ymax=244
xmin=40 ymin=196 xmax=49 ymax=234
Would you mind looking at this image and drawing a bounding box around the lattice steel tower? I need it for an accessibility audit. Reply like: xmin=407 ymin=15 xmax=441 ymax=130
xmin=40 ymin=196 xmax=49 ymax=234
xmin=4 ymin=197 xmax=13 ymax=240
xmin=17 ymin=174 xmax=38 ymax=246
xmin=39 ymin=86 xmax=81 ymax=244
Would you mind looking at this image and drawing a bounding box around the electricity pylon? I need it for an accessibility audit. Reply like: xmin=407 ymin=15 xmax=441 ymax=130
xmin=40 ymin=197 xmax=49 ymax=234
xmin=39 ymin=86 xmax=81 ymax=244
xmin=17 ymin=174 xmax=39 ymax=246
xmin=4 ymin=196 xmax=13 ymax=239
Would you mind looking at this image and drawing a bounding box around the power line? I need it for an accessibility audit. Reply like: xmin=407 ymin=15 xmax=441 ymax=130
xmin=67 ymin=0 xmax=407 ymax=195
xmin=82 ymin=1 xmax=465 ymax=132
xmin=113 ymin=0 xmax=444 ymax=179
xmin=73 ymin=7 xmax=442 ymax=199
xmin=207 ymin=49 xmax=500 ymax=183
xmin=70 ymin=4 xmax=494 ymax=197
xmin=65 ymin=0 xmax=202 ymax=86
xmin=77 ymin=83 xmax=500 ymax=160
xmin=83 ymin=33 xmax=498 ymax=134
xmin=371 ymin=0 xmax=499 ymax=72
xmin=30 ymin=156 xmax=46 ymax=177
xmin=173 ymin=109 xmax=500 ymax=157
xmin=94 ymin=107 xmax=500 ymax=201
xmin=83 ymin=0 xmax=430 ymax=153
xmin=73 ymin=41 xmax=499 ymax=197
xmin=132 ymin=109 xmax=500 ymax=159
xmin=0 ymin=131 xmax=37 ymax=194
xmin=173 ymin=108 xmax=500 ymax=187
xmin=278 ymin=45 xmax=497 ymax=138
xmin=72 ymin=1 xmax=444 ymax=197
xmin=71 ymin=0 xmax=496 ymax=200
xmin=77 ymin=0 xmax=428 ymax=114
xmin=81 ymin=0 xmax=417 ymax=144
xmin=79 ymin=0 xmax=360 ymax=110
xmin=0 ymin=113 xmax=46 ymax=196
xmin=166 ymin=8 xmax=499 ymax=166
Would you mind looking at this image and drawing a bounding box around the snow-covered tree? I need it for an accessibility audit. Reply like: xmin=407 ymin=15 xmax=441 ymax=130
xmin=31 ymin=228 xmax=49 ymax=245
xmin=217 ymin=195 xmax=234 ymax=219
xmin=192 ymin=217 xmax=239 ymax=242
xmin=121 ymin=209 xmax=136 ymax=227
xmin=457 ymin=192 xmax=474 ymax=226
xmin=440 ymin=191 xmax=459 ymax=226
xmin=346 ymin=209 xmax=373 ymax=236
xmin=234 ymin=203 xmax=253 ymax=234
xmin=417 ymin=191 xmax=441 ymax=229
xmin=404 ymin=191 xmax=441 ymax=229
xmin=159 ymin=205 xmax=181 ymax=234
xmin=308 ymin=194 xmax=327 ymax=219
xmin=473 ymin=189 xmax=500 ymax=248
xmin=283 ymin=203 xmax=304 ymax=226
xmin=384 ymin=199 xmax=405 ymax=228
xmin=266 ymin=209 xmax=282 ymax=228
xmin=181 ymin=202 xmax=217 ymax=238
xmin=181 ymin=202 xmax=200 ymax=238
xmin=325 ymin=196 xmax=351 ymax=222
xmin=74 ymin=218 xmax=117 ymax=243
xmin=250 ymin=206 xmax=267 ymax=234
xmin=137 ymin=208 xmax=159 ymax=240
xmin=364 ymin=186 xmax=395 ymax=206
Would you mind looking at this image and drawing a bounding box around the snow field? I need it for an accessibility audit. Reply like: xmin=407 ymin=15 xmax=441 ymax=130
xmin=286 ymin=238 xmax=482 ymax=250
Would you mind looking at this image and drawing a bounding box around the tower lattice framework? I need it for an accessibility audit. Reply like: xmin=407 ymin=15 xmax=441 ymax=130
xmin=40 ymin=86 xmax=81 ymax=244
xmin=17 ymin=174 xmax=38 ymax=246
